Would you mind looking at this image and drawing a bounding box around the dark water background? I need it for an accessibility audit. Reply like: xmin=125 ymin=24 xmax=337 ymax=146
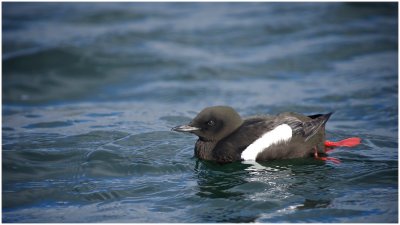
xmin=2 ymin=2 xmax=398 ymax=222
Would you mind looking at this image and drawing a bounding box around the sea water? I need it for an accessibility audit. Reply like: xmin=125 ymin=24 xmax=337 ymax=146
xmin=3 ymin=2 xmax=398 ymax=222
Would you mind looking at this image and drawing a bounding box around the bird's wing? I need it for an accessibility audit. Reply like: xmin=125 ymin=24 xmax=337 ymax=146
xmin=282 ymin=113 xmax=333 ymax=142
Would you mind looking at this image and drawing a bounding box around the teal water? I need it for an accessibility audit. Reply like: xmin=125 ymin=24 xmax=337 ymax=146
xmin=2 ymin=2 xmax=398 ymax=222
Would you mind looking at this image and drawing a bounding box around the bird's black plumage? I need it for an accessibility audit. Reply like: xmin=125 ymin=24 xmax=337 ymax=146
xmin=172 ymin=106 xmax=332 ymax=164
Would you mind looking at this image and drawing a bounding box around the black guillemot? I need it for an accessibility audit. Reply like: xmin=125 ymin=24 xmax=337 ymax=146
xmin=172 ymin=106 xmax=360 ymax=164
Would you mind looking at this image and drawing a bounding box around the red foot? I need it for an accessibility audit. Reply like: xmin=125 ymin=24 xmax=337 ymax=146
xmin=314 ymin=148 xmax=341 ymax=164
xmin=325 ymin=137 xmax=361 ymax=148
xmin=319 ymin=157 xmax=341 ymax=164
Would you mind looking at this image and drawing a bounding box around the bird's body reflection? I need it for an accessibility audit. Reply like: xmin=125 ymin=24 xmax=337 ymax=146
xmin=192 ymin=159 xmax=336 ymax=222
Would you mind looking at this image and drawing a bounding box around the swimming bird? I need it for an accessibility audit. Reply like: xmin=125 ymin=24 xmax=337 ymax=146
xmin=172 ymin=106 xmax=345 ymax=164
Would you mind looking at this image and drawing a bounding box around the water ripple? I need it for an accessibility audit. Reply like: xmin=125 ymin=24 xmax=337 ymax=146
xmin=2 ymin=2 xmax=397 ymax=223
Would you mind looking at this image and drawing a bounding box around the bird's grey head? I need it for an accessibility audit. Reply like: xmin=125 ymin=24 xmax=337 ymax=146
xmin=172 ymin=106 xmax=243 ymax=142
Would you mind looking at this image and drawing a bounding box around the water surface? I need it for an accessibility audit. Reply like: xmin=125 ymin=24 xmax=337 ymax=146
xmin=2 ymin=2 xmax=398 ymax=222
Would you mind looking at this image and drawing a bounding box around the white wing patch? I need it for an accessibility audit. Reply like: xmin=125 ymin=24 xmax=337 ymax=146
xmin=241 ymin=124 xmax=292 ymax=161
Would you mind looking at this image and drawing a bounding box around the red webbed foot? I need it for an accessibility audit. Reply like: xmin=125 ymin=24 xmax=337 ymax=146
xmin=325 ymin=137 xmax=361 ymax=148
xmin=315 ymin=137 xmax=361 ymax=164
xmin=314 ymin=148 xmax=341 ymax=164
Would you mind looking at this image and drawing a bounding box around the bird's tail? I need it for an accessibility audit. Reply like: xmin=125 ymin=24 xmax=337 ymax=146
xmin=303 ymin=112 xmax=333 ymax=142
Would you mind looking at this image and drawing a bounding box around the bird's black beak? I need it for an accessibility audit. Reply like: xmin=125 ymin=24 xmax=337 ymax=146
xmin=171 ymin=124 xmax=200 ymax=133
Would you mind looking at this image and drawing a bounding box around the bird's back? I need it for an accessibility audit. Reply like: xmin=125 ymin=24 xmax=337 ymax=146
xmin=212 ymin=113 xmax=331 ymax=162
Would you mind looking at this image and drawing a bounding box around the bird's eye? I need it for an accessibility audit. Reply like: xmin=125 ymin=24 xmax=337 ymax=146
xmin=207 ymin=120 xmax=215 ymax=126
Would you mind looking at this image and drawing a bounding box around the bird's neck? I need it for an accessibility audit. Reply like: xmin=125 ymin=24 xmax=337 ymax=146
xmin=195 ymin=139 xmax=217 ymax=161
